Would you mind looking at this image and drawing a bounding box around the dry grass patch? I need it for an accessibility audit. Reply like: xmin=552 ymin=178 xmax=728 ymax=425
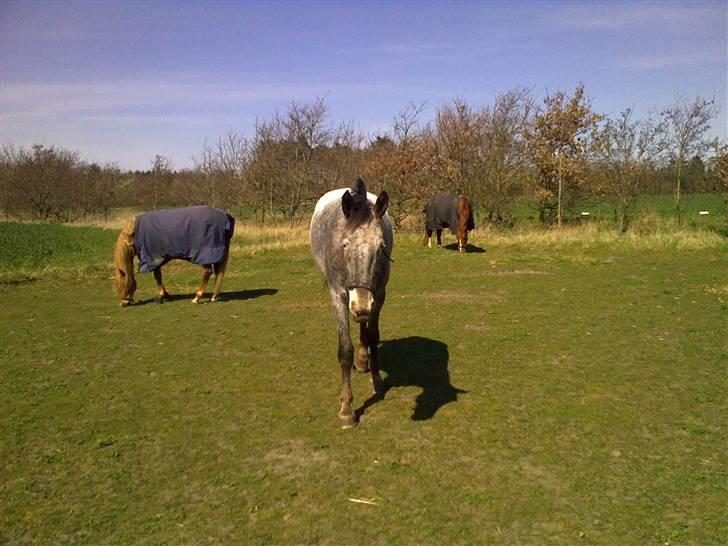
xmin=231 ymin=223 xmax=309 ymax=256
xmin=472 ymin=223 xmax=728 ymax=251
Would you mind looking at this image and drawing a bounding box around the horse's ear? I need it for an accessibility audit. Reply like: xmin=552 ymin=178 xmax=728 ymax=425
xmin=354 ymin=177 xmax=367 ymax=196
xmin=375 ymin=191 xmax=389 ymax=218
xmin=342 ymin=190 xmax=354 ymax=217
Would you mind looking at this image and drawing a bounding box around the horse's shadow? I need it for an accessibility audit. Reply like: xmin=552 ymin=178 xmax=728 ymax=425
xmin=135 ymin=288 xmax=278 ymax=305
xmin=355 ymin=336 xmax=467 ymax=422
xmin=443 ymin=243 xmax=486 ymax=253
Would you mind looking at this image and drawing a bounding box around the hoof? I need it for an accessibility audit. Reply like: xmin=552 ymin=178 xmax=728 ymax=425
xmin=339 ymin=415 xmax=357 ymax=429
xmin=191 ymin=298 xmax=200 ymax=304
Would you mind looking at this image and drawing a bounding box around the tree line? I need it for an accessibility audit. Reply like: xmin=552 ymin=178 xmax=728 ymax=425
xmin=1 ymin=85 xmax=726 ymax=231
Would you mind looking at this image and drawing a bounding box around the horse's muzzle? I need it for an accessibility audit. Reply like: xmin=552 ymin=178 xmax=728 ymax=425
xmin=348 ymin=286 xmax=374 ymax=322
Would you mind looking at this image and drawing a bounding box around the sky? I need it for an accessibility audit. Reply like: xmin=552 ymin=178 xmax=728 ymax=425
xmin=1 ymin=0 xmax=726 ymax=171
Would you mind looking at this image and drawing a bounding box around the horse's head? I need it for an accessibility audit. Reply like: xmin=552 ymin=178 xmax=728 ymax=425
xmin=341 ymin=179 xmax=390 ymax=323
xmin=114 ymin=218 xmax=138 ymax=306
xmin=456 ymin=195 xmax=472 ymax=252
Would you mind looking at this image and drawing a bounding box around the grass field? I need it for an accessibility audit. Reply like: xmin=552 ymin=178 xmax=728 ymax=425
xmin=1 ymin=219 xmax=726 ymax=544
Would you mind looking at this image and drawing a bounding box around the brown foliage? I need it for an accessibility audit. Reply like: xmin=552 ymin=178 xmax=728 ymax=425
xmin=527 ymin=84 xmax=602 ymax=225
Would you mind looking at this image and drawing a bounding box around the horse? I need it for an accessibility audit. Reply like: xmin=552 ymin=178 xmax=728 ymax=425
xmin=310 ymin=178 xmax=393 ymax=428
xmin=113 ymin=205 xmax=235 ymax=306
xmin=423 ymin=193 xmax=475 ymax=252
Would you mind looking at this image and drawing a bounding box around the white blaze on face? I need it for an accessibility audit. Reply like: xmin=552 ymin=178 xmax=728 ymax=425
xmin=348 ymin=287 xmax=374 ymax=322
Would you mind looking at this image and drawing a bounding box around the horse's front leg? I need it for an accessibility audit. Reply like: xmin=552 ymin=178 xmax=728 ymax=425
xmin=436 ymin=229 xmax=443 ymax=246
xmin=367 ymin=292 xmax=385 ymax=395
xmin=331 ymin=290 xmax=355 ymax=428
xmin=192 ymin=265 xmax=213 ymax=303
xmin=153 ymin=268 xmax=170 ymax=302
xmin=356 ymin=322 xmax=370 ymax=373
xmin=423 ymin=229 xmax=433 ymax=248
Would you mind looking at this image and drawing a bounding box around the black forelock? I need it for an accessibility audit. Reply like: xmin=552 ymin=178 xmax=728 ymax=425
xmin=344 ymin=189 xmax=374 ymax=231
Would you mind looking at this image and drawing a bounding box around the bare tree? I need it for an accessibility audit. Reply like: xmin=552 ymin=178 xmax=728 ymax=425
xmin=595 ymin=109 xmax=665 ymax=231
xmin=660 ymin=95 xmax=719 ymax=225
xmin=146 ymin=155 xmax=173 ymax=211
xmin=479 ymin=87 xmax=535 ymax=224
xmin=0 ymin=144 xmax=81 ymax=220
xmin=364 ymin=102 xmax=430 ymax=228
xmin=710 ymin=140 xmax=728 ymax=224
xmin=246 ymin=97 xmax=335 ymax=224
xmin=431 ymin=98 xmax=486 ymax=197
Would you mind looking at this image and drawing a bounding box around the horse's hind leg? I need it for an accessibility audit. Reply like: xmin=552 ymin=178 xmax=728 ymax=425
xmin=153 ymin=268 xmax=170 ymax=302
xmin=210 ymin=254 xmax=229 ymax=303
xmin=192 ymin=265 xmax=213 ymax=303
xmin=436 ymin=229 xmax=443 ymax=246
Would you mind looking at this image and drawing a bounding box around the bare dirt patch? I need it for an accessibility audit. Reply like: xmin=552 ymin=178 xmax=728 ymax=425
xmin=262 ymin=439 xmax=333 ymax=479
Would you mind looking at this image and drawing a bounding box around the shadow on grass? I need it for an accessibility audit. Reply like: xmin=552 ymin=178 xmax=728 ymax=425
xmin=0 ymin=276 xmax=38 ymax=286
xmin=355 ymin=336 xmax=467 ymax=422
xmin=443 ymin=242 xmax=486 ymax=253
xmin=135 ymin=288 xmax=278 ymax=305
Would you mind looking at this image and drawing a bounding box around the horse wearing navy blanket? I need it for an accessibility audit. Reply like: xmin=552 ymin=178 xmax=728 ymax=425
xmin=114 ymin=205 xmax=235 ymax=306
xmin=310 ymin=179 xmax=393 ymax=428
xmin=423 ymin=193 xmax=475 ymax=252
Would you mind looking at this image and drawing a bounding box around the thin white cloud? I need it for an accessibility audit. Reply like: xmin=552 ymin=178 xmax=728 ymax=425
xmin=0 ymin=76 xmax=390 ymax=122
xmin=542 ymin=2 xmax=718 ymax=32
xmin=621 ymin=51 xmax=726 ymax=70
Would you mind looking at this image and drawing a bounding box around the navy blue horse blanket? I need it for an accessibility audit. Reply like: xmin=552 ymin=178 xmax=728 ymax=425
xmin=424 ymin=194 xmax=475 ymax=233
xmin=134 ymin=206 xmax=235 ymax=273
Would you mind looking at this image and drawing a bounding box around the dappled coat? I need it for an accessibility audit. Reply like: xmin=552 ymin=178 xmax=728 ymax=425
xmin=134 ymin=206 xmax=235 ymax=273
xmin=424 ymin=193 xmax=475 ymax=234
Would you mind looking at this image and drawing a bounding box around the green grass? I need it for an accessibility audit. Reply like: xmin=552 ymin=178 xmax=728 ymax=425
xmin=1 ymin=222 xmax=727 ymax=544
xmin=0 ymin=222 xmax=118 ymax=282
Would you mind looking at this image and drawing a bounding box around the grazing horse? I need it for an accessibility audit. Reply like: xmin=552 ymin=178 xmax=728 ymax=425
xmin=113 ymin=205 xmax=235 ymax=306
xmin=310 ymin=178 xmax=393 ymax=428
xmin=423 ymin=193 xmax=475 ymax=252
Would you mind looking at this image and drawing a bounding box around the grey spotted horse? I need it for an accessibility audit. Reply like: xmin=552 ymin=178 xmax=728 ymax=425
xmin=310 ymin=179 xmax=393 ymax=428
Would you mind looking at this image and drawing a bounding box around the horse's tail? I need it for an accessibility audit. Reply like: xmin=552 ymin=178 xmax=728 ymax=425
xmin=219 ymin=212 xmax=235 ymax=263
xmin=113 ymin=217 xmax=138 ymax=305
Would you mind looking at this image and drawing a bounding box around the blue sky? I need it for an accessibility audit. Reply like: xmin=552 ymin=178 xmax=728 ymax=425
xmin=1 ymin=0 xmax=726 ymax=171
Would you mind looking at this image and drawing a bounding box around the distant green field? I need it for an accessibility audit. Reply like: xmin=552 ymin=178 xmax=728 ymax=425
xmin=1 ymin=218 xmax=726 ymax=544
xmin=506 ymin=193 xmax=726 ymax=227
xmin=193 ymin=192 xmax=728 ymax=230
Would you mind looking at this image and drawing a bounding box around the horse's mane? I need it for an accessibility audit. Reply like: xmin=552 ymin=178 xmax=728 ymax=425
xmin=113 ymin=216 xmax=138 ymax=301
